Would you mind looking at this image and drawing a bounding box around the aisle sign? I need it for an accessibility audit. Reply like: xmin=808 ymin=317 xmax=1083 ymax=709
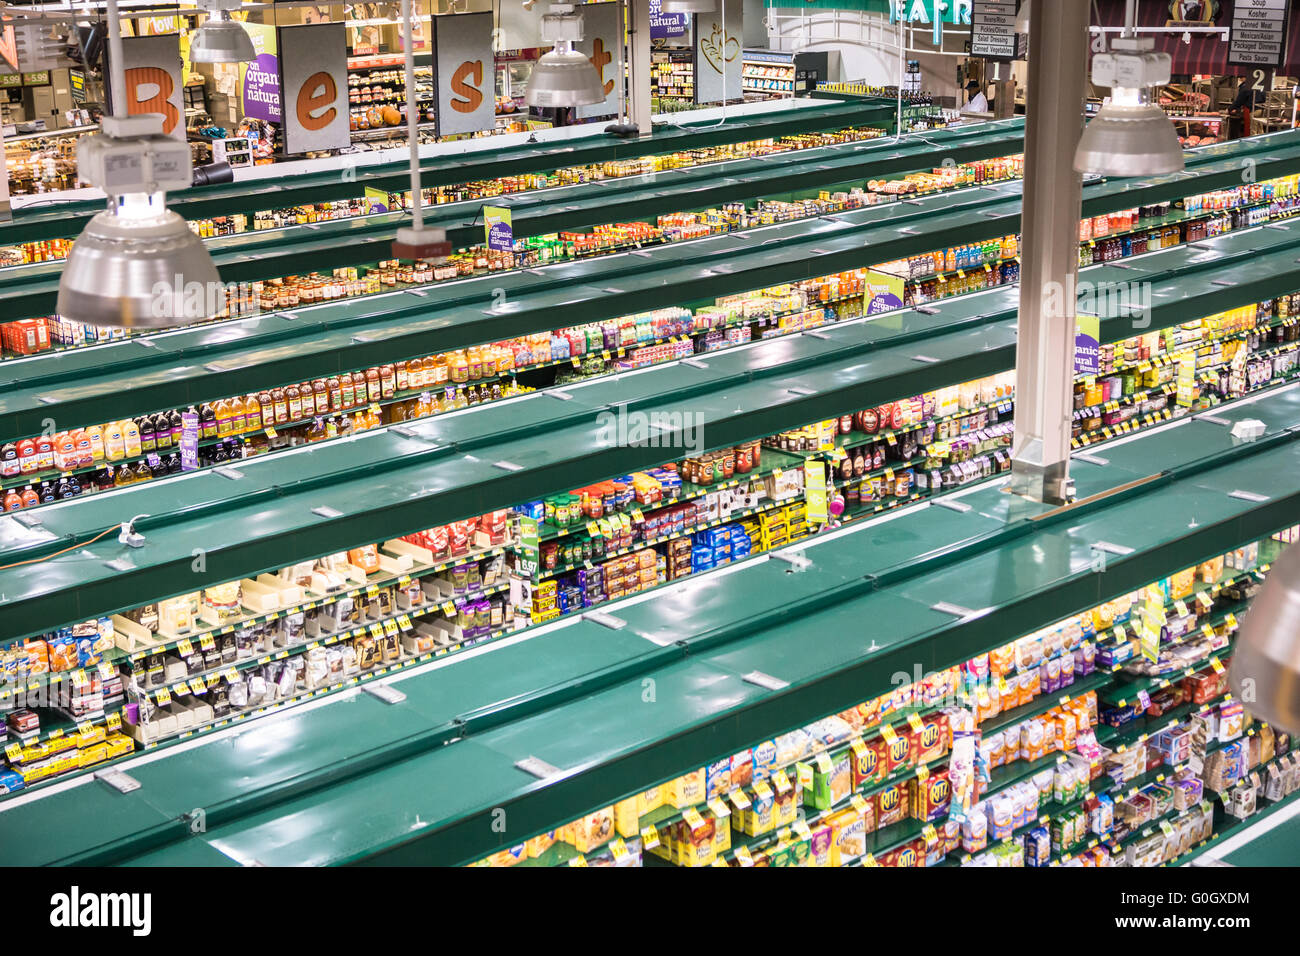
xmin=1074 ymin=313 xmax=1100 ymax=375
xmin=277 ymin=23 xmax=349 ymax=155
xmin=433 ymin=12 xmax=495 ymax=136
xmin=239 ymin=23 xmax=281 ymax=124
xmin=575 ymin=1 xmax=624 ymax=121
xmin=484 ymin=206 xmax=513 ymax=252
xmin=113 ymin=34 xmax=185 ymax=140
xmin=1228 ymin=0 xmax=1288 ymax=68
xmin=970 ymin=0 xmax=1017 ymax=60
xmin=693 ymin=0 xmax=742 ymax=105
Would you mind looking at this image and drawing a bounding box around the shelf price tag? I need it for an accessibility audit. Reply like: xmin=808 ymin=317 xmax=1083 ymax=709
xmin=879 ymin=723 xmax=899 ymax=745
xmin=567 ymin=855 xmax=588 ymax=867
xmin=177 ymin=638 xmax=194 ymax=657
xmin=792 ymin=820 xmax=812 ymax=841
xmin=154 ymin=686 xmax=172 ymax=707
xmin=771 ymin=770 xmax=793 ymax=794
xmin=729 ymin=788 xmax=752 ymax=811
xmin=4 ymin=743 xmax=21 ymax=763
xmin=682 ymin=807 xmax=707 ymax=832
xmin=708 ymin=798 xmax=731 ymax=819
xmin=200 ymin=634 xmax=216 ymax=652
xmin=640 ymin=825 xmax=660 ymax=850
xmin=398 ymin=614 xmax=413 ymax=631
xmin=1210 ymin=657 xmax=1225 ymax=674
xmin=735 ymin=846 xmax=755 ymax=867
xmin=609 ymin=838 xmax=629 ymax=862
xmin=862 ymin=852 xmax=879 ymax=867
xmin=907 ymin=712 xmax=925 ymax=734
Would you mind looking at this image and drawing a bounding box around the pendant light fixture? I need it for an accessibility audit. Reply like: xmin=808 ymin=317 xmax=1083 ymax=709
xmin=1073 ymin=0 xmax=1184 ymax=176
xmin=524 ymin=2 xmax=604 ymax=109
xmin=56 ymin=0 xmax=222 ymax=329
xmin=1230 ymin=543 xmax=1300 ymax=734
xmin=661 ymin=0 xmax=716 ymax=12
xmin=189 ymin=0 xmax=255 ymax=64
xmin=391 ymin=0 xmax=449 ymax=262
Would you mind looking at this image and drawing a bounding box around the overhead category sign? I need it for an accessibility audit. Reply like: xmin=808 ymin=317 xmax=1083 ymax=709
xmin=888 ymin=0 xmax=974 ymax=46
xmin=693 ymin=0 xmax=742 ymax=105
xmin=433 ymin=12 xmax=494 ymax=136
xmin=970 ymin=0 xmax=1017 ymax=60
xmin=277 ymin=23 xmax=349 ymax=155
xmin=575 ymin=1 xmax=623 ymax=121
xmin=1228 ymin=0 xmax=1288 ymax=67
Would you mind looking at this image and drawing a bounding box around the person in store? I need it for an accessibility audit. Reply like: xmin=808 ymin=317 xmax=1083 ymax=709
xmin=1228 ymin=77 xmax=1265 ymax=140
xmin=960 ymin=79 xmax=989 ymax=118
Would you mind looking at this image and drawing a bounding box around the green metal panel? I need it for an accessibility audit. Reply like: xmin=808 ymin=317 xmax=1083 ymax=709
xmin=4 ymin=134 xmax=1298 ymax=443
xmin=2 ymin=222 xmax=1299 ymax=641
xmin=0 ymin=97 xmax=897 ymax=247
xmin=0 ymin=118 xmax=1030 ymax=317
xmin=2 ymin=381 xmax=1296 ymax=867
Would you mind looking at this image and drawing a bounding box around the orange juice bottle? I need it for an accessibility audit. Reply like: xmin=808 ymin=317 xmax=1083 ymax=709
xmin=123 ymin=419 xmax=142 ymax=457
xmin=104 ymin=422 xmax=126 ymax=461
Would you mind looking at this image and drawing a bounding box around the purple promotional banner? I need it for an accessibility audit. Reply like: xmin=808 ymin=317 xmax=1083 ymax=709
xmin=649 ymin=0 xmax=688 ymax=41
xmin=242 ymin=51 xmax=282 ymax=123
xmin=181 ymin=411 xmax=199 ymax=472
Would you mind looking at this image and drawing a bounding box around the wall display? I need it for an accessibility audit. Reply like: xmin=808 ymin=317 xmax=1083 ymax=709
xmin=432 ymin=12 xmax=494 ymax=136
xmin=693 ymin=0 xmax=742 ymax=105
xmin=574 ymin=1 xmax=624 ymax=121
xmin=278 ymin=23 xmax=350 ymax=155
xmin=113 ymin=34 xmax=185 ymax=140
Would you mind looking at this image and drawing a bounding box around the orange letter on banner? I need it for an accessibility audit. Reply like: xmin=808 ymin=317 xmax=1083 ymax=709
xmin=450 ymin=60 xmax=483 ymax=113
xmin=590 ymin=38 xmax=613 ymax=96
xmin=124 ymin=66 xmax=179 ymax=134
xmin=297 ymin=71 xmax=338 ymax=131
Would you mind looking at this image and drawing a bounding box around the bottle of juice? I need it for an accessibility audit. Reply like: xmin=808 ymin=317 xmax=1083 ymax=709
xmin=449 ymin=351 xmax=468 ymax=384
xmin=229 ymin=396 xmax=247 ymax=434
xmin=271 ymin=388 xmax=288 ymax=424
xmin=71 ymin=430 xmax=92 ymax=467
xmin=285 ymin=385 xmax=302 ymax=422
xmin=365 ymin=367 xmax=381 ymax=402
xmin=297 ymin=383 xmax=315 ymax=418
xmin=340 ymin=375 xmax=355 ymax=408
xmin=313 ymin=380 xmax=328 ymax=415
xmin=35 ymin=434 xmax=54 ymax=470
xmin=395 ymin=362 xmax=410 ymax=392
xmin=137 ymin=415 xmax=156 ymax=452
xmin=213 ymin=399 xmax=231 ymax=438
xmin=380 ymin=365 xmax=395 ymax=399
xmin=53 ymin=432 xmax=76 ymax=471
xmin=327 ymin=377 xmax=343 ymax=411
xmin=85 ymin=424 xmax=105 ymax=462
xmin=199 ymin=404 xmax=219 ymax=439
xmin=4 ymin=488 xmax=21 ymax=510
xmin=123 ymin=419 xmax=142 ymax=457
xmin=20 ymin=486 xmax=38 ymax=507
xmin=152 ymin=414 xmax=171 ymax=450
xmin=103 ymin=423 xmax=125 ymax=461
xmin=244 ymin=395 xmax=263 ymax=432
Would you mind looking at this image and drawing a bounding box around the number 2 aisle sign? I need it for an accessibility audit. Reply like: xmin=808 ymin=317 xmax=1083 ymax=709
xmin=434 ymin=12 xmax=495 ymax=136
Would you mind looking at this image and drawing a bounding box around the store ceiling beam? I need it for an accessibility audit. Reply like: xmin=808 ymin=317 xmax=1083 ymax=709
xmin=0 ymin=97 xmax=897 ymax=248
xmin=1 ymin=221 xmax=1297 ymax=642
xmin=0 ymin=118 xmax=1029 ymax=318
xmin=12 ymin=383 xmax=1300 ymax=866
xmin=2 ymin=133 xmax=1295 ymax=443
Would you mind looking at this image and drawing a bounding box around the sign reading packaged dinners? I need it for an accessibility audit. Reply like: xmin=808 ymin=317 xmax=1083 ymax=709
xmin=969 ymin=0 xmax=1018 ymax=60
xmin=1227 ymin=0 xmax=1288 ymax=68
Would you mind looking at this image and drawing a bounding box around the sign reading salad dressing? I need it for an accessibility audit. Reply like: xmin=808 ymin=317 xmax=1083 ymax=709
xmin=277 ymin=23 xmax=349 ymax=155
xmin=433 ymin=12 xmax=495 ymax=136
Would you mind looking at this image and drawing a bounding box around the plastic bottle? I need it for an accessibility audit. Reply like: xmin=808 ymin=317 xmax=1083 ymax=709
xmin=86 ymin=424 xmax=105 ymax=463
xmin=229 ymin=395 xmax=247 ymax=435
xmin=35 ymin=434 xmax=54 ymax=470
xmin=103 ymin=423 xmax=125 ymax=462
xmin=137 ymin=415 xmax=156 ymax=453
xmin=0 ymin=442 xmax=18 ymax=478
xmin=123 ymin=420 xmax=142 ymax=457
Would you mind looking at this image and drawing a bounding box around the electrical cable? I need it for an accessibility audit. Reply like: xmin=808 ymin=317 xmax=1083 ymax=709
xmin=0 ymin=526 xmax=118 ymax=572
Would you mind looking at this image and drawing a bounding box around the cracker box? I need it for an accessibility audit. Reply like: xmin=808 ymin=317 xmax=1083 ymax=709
xmin=850 ymin=735 xmax=886 ymax=788
xmin=827 ymin=807 xmax=867 ymax=865
xmin=667 ymin=768 xmax=706 ymax=808
xmin=915 ymin=714 xmax=949 ymax=763
xmin=910 ymin=770 xmax=952 ymax=822
xmin=803 ymin=752 xmax=852 ymax=811
xmin=571 ymin=807 xmax=616 ymax=853
xmin=876 ymin=781 xmax=908 ymax=828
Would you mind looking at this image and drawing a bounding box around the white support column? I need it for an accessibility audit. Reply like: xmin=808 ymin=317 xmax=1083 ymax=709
xmin=626 ymin=0 xmax=653 ymax=134
xmin=1008 ymin=1 xmax=1090 ymax=506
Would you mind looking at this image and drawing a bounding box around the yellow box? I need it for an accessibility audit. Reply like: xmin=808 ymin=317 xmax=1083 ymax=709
xmin=571 ymin=807 xmax=616 ymax=853
xmin=667 ymin=768 xmax=706 ymax=808
xmin=526 ymin=831 xmax=556 ymax=859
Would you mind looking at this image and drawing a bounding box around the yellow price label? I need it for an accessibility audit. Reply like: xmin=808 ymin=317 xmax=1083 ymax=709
xmin=398 ymin=614 xmax=413 ymax=631
xmin=567 ymin=855 xmax=587 ymax=867
xmin=907 ymin=712 xmax=925 ymax=734
xmin=880 ymin=723 xmax=898 ymax=745
xmin=154 ymin=687 xmax=172 ymax=707
xmin=735 ymin=846 xmax=755 ymax=867
xmin=771 ymin=769 xmax=793 ymax=794
xmin=708 ymin=798 xmax=731 ymax=818
xmin=609 ymin=838 xmax=629 ymax=861
xmin=862 ymin=852 xmax=879 ymax=867
xmin=682 ymin=807 xmax=707 ymax=831
xmin=200 ymin=634 xmax=216 ymax=652
xmin=640 ymin=825 xmax=660 ymax=850
xmin=177 ymin=638 xmax=194 ymax=656
xmin=1210 ymin=657 xmax=1225 ymax=674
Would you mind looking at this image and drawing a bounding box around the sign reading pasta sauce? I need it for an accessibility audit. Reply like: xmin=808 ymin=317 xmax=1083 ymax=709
xmin=277 ymin=23 xmax=349 ymax=155
xmin=433 ymin=12 xmax=494 ymax=136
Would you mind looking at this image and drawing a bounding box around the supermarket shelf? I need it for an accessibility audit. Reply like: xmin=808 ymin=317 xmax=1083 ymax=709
xmin=3 ymin=222 xmax=1300 ymax=639
xmin=6 ymin=380 xmax=1300 ymax=866
xmin=0 ymin=96 xmax=901 ymax=247
xmin=1 ymin=132 xmax=1296 ymax=445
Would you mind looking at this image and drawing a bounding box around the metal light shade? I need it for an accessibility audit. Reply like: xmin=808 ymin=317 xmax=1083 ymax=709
xmin=189 ymin=13 xmax=255 ymax=64
xmin=661 ymin=0 xmax=716 ymax=12
xmin=525 ymin=45 xmax=604 ymax=108
xmin=58 ymin=202 xmax=222 ymax=329
xmin=1073 ymin=99 xmax=1185 ymax=176
xmin=1229 ymin=543 xmax=1300 ymax=734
